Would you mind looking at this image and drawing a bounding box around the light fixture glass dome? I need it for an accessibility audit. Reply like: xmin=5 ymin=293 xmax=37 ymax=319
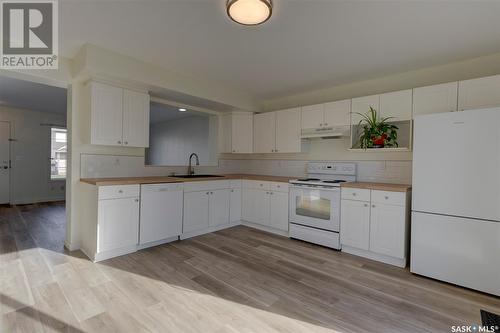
xmin=227 ymin=0 xmax=273 ymax=26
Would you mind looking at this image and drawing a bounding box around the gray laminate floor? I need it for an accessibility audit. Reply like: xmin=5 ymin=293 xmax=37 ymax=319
xmin=1 ymin=203 xmax=499 ymax=332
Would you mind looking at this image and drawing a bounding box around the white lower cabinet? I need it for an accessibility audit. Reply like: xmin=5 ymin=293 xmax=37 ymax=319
xmin=80 ymin=184 xmax=141 ymax=262
xmin=229 ymin=181 xmax=242 ymax=223
xmin=241 ymin=181 xmax=289 ymax=234
xmin=340 ymin=187 xmax=410 ymax=267
xmin=182 ymin=180 xmax=231 ymax=238
xmin=340 ymin=199 xmax=370 ymax=250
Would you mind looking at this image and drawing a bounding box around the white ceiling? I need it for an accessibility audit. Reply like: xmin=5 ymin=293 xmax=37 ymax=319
xmin=150 ymin=102 xmax=208 ymax=124
xmin=0 ymin=76 xmax=67 ymax=114
xmin=60 ymin=0 xmax=500 ymax=101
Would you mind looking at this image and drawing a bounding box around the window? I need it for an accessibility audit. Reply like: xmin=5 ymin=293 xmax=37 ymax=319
xmin=50 ymin=128 xmax=67 ymax=180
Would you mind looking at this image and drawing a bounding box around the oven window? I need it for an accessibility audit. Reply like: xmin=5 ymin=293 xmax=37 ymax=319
xmin=295 ymin=196 xmax=331 ymax=220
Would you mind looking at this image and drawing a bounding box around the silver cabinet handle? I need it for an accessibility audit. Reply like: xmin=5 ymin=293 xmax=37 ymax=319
xmin=270 ymin=192 xmax=273 ymax=195
xmin=372 ymin=205 xmax=375 ymax=208
xmin=206 ymin=192 xmax=210 ymax=195
xmin=124 ymin=141 xmax=128 ymax=145
xmin=232 ymin=150 xmax=236 ymax=153
xmin=230 ymin=189 xmax=234 ymax=192
xmin=118 ymin=190 xmax=123 ymax=193
xmin=210 ymin=192 xmax=213 ymax=194
xmin=364 ymin=203 xmax=368 ymax=207
xmin=352 ymin=193 xmax=356 ymax=196
xmin=117 ymin=141 xmax=122 ymax=144
xmin=134 ymin=199 xmax=139 ymax=202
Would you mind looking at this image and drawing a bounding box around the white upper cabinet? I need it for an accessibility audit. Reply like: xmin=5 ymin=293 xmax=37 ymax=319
xmin=221 ymin=113 xmax=253 ymax=153
xmin=253 ymin=108 xmax=301 ymax=154
xmin=413 ymin=82 xmax=458 ymax=117
xmin=351 ymin=94 xmax=380 ymax=124
xmin=122 ymin=89 xmax=150 ymax=147
xmin=275 ymin=108 xmax=301 ymax=153
xmin=458 ymin=75 xmax=500 ymax=111
xmin=324 ymin=99 xmax=351 ymax=127
xmin=254 ymin=112 xmax=276 ymax=153
xmin=379 ymin=89 xmax=412 ymax=121
xmin=91 ymin=82 xmax=124 ymax=146
xmin=301 ymin=104 xmax=324 ymax=129
xmin=90 ymin=81 xmax=150 ymax=148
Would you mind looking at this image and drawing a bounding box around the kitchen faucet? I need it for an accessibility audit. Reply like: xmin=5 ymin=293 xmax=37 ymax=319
xmin=187 ymin=153 xmax=200 ymax=175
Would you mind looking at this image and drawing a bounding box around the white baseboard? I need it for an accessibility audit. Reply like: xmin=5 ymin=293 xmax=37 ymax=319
xmin=180 ymin=221 xmax=241 ymax=240
xmin=241 ymin=220 xmax=289 ymax=237
xmin=342 ymin=245 xmax=407 ymax=268
xmin=64 ymin=241 xmax=80 ymax=252
xmin=90 ymin=245 xmax=138 ymax=263
xmin=137 ymin=236 xmax=179 ymax=250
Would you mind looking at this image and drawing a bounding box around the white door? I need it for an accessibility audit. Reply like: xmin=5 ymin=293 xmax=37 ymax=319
xmin=275 ymin=108 xmax=301 ymax=153
xmin=301 ymin=104 xmax=324 ymax=129
xmin=122 ymin=89 xmax=150 ymax=148
xmin=139 ymin=184 xmax=183 ymax=244
xmin=269 ymin=191 xmax=289 ymax=231
xmin=413 ymin=82 xmax=458 ymax=116
xmin=379 ymin=89 xmax=413 ymax=121
xmin=183 ymin=191 xmax=209 ymax=233
xmin=98 ymin=197 xmax=139 ymax=252
xmin=253 ymin=112 xmax=276 ymax=153
xmin=351 ymin=94 xmax=380 ymax=124
xmin=340 ymin=199 xmax=370 ymax=250
xmin=0 ymin=122 xmax=10 ymax=204
xmin=324 ymin=99 xmax=351 ymax=127
xmin=229 ymin=188 xmax=242 ymax=223
xmin=231 ymin=113 xmax=253 ymax=153
xmin=369 ymin=203 xmax=406 ymax=258
xmin=90 ymin=82 xmax=124 ymax=146
xmin=412 ymin=109 xmax=500 ymax=221
xmin=458 ymin=75 xmax=500 ymax=111
xmin=209 ymin=189 xmax=230 ymax=227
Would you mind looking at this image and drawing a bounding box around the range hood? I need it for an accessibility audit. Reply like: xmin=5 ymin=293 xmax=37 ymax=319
xmin=301 ymin=125 xmax=350 ymax=139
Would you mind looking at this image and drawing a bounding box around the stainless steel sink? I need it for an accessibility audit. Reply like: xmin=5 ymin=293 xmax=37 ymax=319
xmin=174 ymin=174 xmax=225 ymax=178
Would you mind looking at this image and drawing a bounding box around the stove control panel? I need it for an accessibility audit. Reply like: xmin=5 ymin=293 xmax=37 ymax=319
xmin=307 ymin=162 xmax=356 ymax=175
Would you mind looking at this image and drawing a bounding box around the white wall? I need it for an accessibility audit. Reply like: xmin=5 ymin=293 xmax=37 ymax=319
xmin=0 ymin=106 xmax=66 ymax=204
xmin=147 ymin=115 xmax=210 ymax=166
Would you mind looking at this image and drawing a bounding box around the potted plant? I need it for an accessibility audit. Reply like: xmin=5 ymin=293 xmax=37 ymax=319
xmin=356 ymin=107 xmax=398 ymax=149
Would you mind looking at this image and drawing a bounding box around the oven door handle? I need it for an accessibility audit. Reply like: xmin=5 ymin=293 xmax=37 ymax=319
xmin=289 ymin=185 xmax=340 ymax=192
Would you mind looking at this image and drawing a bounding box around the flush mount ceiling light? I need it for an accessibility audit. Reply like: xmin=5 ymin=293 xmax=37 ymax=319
xmin=178 ymin=108 xmax=187 ymax=112
xmin=226 ymin=0 xmax=273 ymax=26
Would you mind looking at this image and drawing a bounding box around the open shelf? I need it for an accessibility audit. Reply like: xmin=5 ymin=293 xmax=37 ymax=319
xmin=350 ymin=120 xmax=412 ymax=152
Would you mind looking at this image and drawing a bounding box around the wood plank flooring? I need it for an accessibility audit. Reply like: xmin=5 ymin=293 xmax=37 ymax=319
xmin=1 ymin=202 xmax=499 ymax=332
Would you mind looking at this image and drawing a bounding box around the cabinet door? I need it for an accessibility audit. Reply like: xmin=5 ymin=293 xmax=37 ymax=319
xmin=275 ymin=108 xmax=301 ymax=153
xmin=340 ymin=199 xmax=370 ymax=250
xmin=379 ymin=89 xmax=412 ymax=121
xmin=229 ymin=188 xmax=242 ymax=223
xmin=254 ymin=112 xmax=276 ymax=153
xmin=122 ymin=89 xmax=150 ymax=148
xmin=231 ymin=113 xmax=253 ymax=153
xmin=324 ymin=99 xmax=351 ymax=127
xmin=351 ymin=95 xmax=380 ymax=124
xmin=219 ymin=114 xmax=232 ymax=153
xmin=98 ymin=197 xmax=139 ymax=253
xmin=301 ymin=104 xmax=324 ymax=129
xmin=458 ymin=75 xmax=500 ymax=111
xmin=242 ymin=188 xmax=258 ymax=222
xmin=209 ymin=189 xmax=230 ymax=227
xmin=413 ymin=82 xmax=458 ymax=117
xmin=269 ymin=191 xmax=289 ymax=231
xmin=183 ymin=191 xmax=209 ymax=233
xmin=90 ymin=82 xmax=123 ymax=146
xmin=254 ymin=190 xmax=271 ymax=226
xmin=369 ymin=203 xmax=406 ymax=258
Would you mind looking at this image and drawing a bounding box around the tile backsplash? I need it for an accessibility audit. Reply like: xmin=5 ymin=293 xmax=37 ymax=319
xmin=81 ymin=154 xmax=412 ymax=184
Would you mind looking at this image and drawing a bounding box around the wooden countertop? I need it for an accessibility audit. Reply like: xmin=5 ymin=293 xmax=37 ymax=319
xmin=80 ymin=174 xmax=295 ymax=186
xmin=341 ymin=182 xmax=411 ymax=192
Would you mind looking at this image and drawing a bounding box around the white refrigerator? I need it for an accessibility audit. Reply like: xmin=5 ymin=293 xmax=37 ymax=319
xmin=411 ymin=108 xmax=500 ymax=296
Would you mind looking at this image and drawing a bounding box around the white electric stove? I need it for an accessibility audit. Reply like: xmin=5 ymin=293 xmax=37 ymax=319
xmin=289 ymin=162 xmax=356 ymax=249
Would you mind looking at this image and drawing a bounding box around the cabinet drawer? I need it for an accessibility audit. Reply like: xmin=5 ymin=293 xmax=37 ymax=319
xmin=269 ymin=182 xmax=288 ymax=193
xmin=371 ymin=190 xmax=406 ymax=206
xmin=183 ymin=180 xmax=230 ymax=192
xmin=99 ymin=185 xmax=139 ymax=200
xmin=230 ymin=180 xmax=242 ymax=189
xmin=242 ymin=180 xmax=269 ymax=190
xmin=341 ymin=188 xmax=370 ymax=202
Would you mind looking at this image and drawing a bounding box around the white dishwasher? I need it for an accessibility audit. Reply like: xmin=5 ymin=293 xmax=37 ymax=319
xmin=139 ymin=183 xmax=184 ymax=247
